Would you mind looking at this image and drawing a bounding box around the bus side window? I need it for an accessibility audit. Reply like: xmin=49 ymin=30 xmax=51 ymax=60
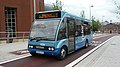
xmin=57 ymin=20 xmax=67 ymax=40
xmin=75 ymin=20 xmax=82 ymax=36
xmin=83 ymin=23 xmax=91 ymax=35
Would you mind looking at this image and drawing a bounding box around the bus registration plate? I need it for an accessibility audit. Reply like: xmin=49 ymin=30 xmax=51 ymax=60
xmin=36 ymin=51 xmax=44 ymax=54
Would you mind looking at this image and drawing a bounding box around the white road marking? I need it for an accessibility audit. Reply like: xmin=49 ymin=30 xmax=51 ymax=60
xmin=0 ymin=55 xmax=31 ymax=65
xmin=93 ymin=34 xmax=111 ymax=39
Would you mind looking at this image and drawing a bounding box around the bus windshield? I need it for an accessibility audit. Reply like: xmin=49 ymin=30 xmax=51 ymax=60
xmin=30 ymin=19 xmax=60 ymax=40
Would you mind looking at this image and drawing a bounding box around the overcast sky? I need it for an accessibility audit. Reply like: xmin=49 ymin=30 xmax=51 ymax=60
xmin=45 ymin=0 xmax=120 ymax=23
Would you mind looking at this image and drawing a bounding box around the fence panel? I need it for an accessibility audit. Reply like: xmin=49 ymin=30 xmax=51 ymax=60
xmin=0 ymin=32 xmax=29 ymax=44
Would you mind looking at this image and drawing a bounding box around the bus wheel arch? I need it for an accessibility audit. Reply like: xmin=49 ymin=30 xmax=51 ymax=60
xmin=57 ymin=45 xmax=68 ymax=60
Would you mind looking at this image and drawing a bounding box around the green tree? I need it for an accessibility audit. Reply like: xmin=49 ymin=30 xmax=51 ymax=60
xmin=113 ymin=0 xmax=120 ymax=19
xmin=52 ymin=0 xmax=63 ymax=10
xmin=92 ymin=18 xmax=102 ymax=32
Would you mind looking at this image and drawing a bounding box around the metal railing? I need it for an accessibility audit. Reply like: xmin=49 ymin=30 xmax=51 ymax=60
xmin=0 ymin=32 xmax=29 ymax=43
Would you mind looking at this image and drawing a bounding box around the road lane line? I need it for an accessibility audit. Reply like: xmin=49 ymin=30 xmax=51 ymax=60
xmin=0 ymin=55 xmax=31 ymax=65
xmin=65 ymin=36 xmax=113 ymax=67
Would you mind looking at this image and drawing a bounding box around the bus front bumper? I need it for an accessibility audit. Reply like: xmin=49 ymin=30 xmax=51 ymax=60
xmin=28 ymin=48 xmax=61 ymax=56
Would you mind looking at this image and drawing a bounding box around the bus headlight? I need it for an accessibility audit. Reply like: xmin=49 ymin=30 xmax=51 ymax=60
xmin=51 ymin=48 xmax=54 ymax=51
xmin=29 ymin=45 xmax=33 ymax=48
xmin=48 ymin=47 xmax=54 ymax=51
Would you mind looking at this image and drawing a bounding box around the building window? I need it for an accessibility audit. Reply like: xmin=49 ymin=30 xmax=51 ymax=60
xmin=5 ymin=7 xmax=17 ymax=37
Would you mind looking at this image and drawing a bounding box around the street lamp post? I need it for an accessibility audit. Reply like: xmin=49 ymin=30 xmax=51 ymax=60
xmin=34 ymin=0 xmax=36 ymax=21
xmin=90 ymin=5 xmax=93 ymax=32
xmin=102 ymin=16 xmax=105 ymax=33
xmin=102 ymin=16 xmax=105 ymax=25
xmin=90 ymin=5 xmax=93 ymax=20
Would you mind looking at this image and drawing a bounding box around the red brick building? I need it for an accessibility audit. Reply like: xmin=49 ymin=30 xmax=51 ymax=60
xmin=0 ymin=0 xmax=44 ymax=37
xmin=102 ymin=23 xmax=119 ymax=33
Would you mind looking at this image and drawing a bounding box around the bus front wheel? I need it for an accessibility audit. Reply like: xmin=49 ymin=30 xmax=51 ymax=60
xmin=57 ymin=46 xmax=67 ymax=60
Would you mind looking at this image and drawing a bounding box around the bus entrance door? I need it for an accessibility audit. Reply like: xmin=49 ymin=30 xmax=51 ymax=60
xmin=67 ymin=19 xmax=75 ymax=52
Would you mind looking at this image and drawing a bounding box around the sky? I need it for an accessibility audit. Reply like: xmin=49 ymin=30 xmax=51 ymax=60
xmin=45 ymin=0 xmax=120 ymax=23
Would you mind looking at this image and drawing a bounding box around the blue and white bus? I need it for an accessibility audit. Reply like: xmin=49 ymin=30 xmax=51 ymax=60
xmin=28 ymin=10 xmax=93 ymax=60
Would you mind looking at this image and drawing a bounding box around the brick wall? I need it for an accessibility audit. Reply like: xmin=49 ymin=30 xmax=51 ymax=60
xmin=0 ymin=0 xmax=44 ymax=37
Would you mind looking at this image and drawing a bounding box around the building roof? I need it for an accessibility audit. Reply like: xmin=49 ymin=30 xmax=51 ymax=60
xmin=103 ymin=23 xmax=119 ymax=29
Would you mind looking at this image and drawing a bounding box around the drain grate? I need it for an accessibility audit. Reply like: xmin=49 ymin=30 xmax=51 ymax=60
xmin=111 ymin=44 xmax=116 ymax=45
xmin=10 ymin=49 xmax=29 ymax=55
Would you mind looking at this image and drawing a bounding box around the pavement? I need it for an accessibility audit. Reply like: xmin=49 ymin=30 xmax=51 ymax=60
xmin=75 ymin=34 xmax=120 ymax=67
xmin=0 ymin=33 xmax=118 ymax=66
xmin=0 ymin=42 xmax=30 ymax=64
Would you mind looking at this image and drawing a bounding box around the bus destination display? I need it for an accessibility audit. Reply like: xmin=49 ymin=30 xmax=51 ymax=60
xmin=36 ymin=11 xmax=61 ymax=19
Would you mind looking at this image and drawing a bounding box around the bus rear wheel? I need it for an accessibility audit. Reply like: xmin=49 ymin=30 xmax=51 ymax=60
xmin=57 ymin=46 xmax=67 ymax=60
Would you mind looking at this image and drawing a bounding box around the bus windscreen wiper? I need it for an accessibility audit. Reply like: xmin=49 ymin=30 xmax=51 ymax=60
xmin=30 ymin=37 xmax=43 ymax=41
xmin=30 ymin=37 xmax=53 ymax=41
